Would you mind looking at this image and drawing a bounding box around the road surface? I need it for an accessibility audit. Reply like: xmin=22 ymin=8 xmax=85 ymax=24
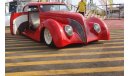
xmin=5 ymin=19 xmax=124 ymax=76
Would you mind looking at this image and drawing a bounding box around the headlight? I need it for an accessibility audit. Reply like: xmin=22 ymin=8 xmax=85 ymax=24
xmin=93 ymin=23 xmax=101 ymax=33
xmin=64 ymin=25 xmax=73 ymax=36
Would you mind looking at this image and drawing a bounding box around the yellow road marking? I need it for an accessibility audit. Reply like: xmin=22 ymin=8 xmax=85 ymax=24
xmin=5 ymin=37 xmax=123 ymax=43
xmin=110 ymin=30 xmax=124 ymax=34
xmin=6 ymin=51 xmax=123 ymax=60
xmin=60 ymin=46 xmax=124 ymax=51
xmin=104 ymin=42 xmax=123 ymax=44
xmin=6 ymin=57 xmax=123 ymax=67
xmin=6 ymin=66 xmax=123 ymax=76
xmin=111 ymin=37 xmax=124 ymax=39
xmin=6 ymin=41 xmax=35 ymax=43
xmin=5 ymin=43 xmax=39 ymax=47
xmin=111 ymin=36 xmax=124 ymax=38
xmin=5 ymin=46 xmax=46 ymax=50
xmin=6 ymin=41 xmax=123 ymax=47
xmin=5 ymin=39 xmax=123 ymax=47
xmin=5 ymin=39 xmax=30 ymax=42
xmin=110 ymin=33 xmax=123 ymax=34
xmin=5 ymin=45 xmax=124 ymax=54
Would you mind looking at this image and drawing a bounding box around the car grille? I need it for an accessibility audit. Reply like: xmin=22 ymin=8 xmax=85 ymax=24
xmin=69 ymin=19 xmax=86 ymax=42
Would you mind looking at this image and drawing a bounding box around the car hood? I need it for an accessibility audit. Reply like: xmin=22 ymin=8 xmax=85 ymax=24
xmin=40 ymin=11 xmax=85 ymax=25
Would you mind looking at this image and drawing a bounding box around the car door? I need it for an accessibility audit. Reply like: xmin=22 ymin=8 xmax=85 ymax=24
xmin=10 ymin=7 xmax=28 ymax=35
xmin=28 ymin=5 xmax=40 ymax=31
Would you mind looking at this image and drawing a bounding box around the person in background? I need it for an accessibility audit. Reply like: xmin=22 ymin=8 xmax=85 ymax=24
xmin=76 ymin=0 xmax=87 ymax=16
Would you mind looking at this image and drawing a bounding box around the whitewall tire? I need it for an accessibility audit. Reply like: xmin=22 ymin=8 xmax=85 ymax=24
xmin=42 ymin=28 xmax=55 ymax=47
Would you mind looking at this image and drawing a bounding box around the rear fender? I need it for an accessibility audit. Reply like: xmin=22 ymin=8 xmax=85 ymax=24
xmin=10 ymin=12 xmax=28 ymax=35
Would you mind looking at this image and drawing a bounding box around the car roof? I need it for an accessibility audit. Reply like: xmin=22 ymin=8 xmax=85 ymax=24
xmin=26 ymin=2 xmax=65 ymax=6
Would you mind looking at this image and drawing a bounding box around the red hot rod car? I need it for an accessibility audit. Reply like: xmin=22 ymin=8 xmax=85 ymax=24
xmin=10 ymin=2 xmax=110 ymax=48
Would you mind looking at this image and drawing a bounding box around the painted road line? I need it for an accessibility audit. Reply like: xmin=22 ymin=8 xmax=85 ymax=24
xmin=6 ymin=51 xmax=123 ymax=60
xmin=5 ymin=36 xmax=123 ymax=41
xmin=6 ymin=66 xmax=123 ymax=76
xmin=5 ymin=38 xmax=123 ymax=44
xmin=6 ymin=41 xmax=35 ymax=43
xmin=6 ymin=39 xmax=30 ymax=41
xmin=111 ymin=35 xmax=123 ymax=37
xmin=5 ymin=38 xmax=33 ymax=42
xmin=6 ymin=44 xmax=123 ymax=51
xmin=101 ymin=39 xmax=123 ymax=42
xmin=5 ymin=40 xmax=124 ymax=48
xmin=110 ymin=31 xmax=123 ymax=33
xmin=5 ymin=45 xmax=124 ymax=54
xmin=6 ymin=57 xmax=123 ymax=67
xmin=60 ymin=46 xmax=124 ymax=51
xmin=5 ymin=41 xmax=124 ymax=49
xmin=5 ymin=46 xmax=46 ymax=50
xmin=5 ymin=43 xmax=40 ymax=47
xmin=110 ymin=36 xmax=123 ymax=38
xmin=5 ymin=43 xmax=42 ymax=47
xmin=110 ymin=32 xmax=123 ymax=34
xmin=104 ymin=42 xmax=123 ymax=45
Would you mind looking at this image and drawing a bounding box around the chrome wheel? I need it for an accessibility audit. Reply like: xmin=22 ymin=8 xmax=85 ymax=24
xmin=44 ymin=28 xmax=52 ymax=45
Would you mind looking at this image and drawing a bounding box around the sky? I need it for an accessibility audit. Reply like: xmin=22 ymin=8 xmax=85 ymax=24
xmin=71 ymin=0 xmax=124 ymax=5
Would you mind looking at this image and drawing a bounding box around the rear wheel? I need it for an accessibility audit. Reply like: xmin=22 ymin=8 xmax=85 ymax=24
xmin=17 ymin=24 xmax=28 ymax=35
xmin=17 ymin=26 xmax=25 ymax=35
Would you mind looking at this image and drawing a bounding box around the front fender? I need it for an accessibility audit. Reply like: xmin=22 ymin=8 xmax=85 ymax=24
xmin=41 ymin=19 xmax=67 ymax=48
xmin=86 ymin=17 xmax=110 ymax=42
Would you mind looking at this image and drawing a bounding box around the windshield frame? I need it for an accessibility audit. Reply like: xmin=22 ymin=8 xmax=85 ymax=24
xmin=40 ymin=4 xmax=70 ymax=12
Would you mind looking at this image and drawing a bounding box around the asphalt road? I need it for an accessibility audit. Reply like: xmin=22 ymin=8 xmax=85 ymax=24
xmin=5 ymin=19 xmax=124 ymax=76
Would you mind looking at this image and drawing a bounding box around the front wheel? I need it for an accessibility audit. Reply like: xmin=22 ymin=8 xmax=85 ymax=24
xmin=42 ymin=28 xmax=55 ymax=47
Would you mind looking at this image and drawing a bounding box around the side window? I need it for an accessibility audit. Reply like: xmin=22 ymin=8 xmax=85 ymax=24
xmin=28 ymin=6 xmax=39 ymax=12
xmin=23 ymin=6 xmax=29 ymax=12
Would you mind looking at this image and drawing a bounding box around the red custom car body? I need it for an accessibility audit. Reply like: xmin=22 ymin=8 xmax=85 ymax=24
xmin=10 ymin=2 xmax=110 ymax=48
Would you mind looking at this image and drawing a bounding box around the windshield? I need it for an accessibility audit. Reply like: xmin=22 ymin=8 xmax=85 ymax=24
xmin=40 ymin=4 xmax=70 ymax=12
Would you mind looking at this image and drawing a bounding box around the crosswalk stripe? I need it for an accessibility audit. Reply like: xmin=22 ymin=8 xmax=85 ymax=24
xmin=6 ymin=51 xmax=123 ymax=60
xmin=5 ymin=45 xmax=124 ymax=54
xmin=6 ymin=66 xmax=123 ymax=76
xmin=6 ymin=57 xmax=123 ymax=67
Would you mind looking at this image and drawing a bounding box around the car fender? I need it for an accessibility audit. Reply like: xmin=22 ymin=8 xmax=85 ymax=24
xmin=86 ymin=17 xmax=110 ymax=42
xmin=40 ymin=19 xmax=66 ymax=48
xmin=10 ymin=12 xmax=28 ymax=35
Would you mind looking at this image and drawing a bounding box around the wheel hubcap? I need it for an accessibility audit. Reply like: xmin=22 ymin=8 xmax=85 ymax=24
xmin=44 ymin=28 xmax=52 ymax=45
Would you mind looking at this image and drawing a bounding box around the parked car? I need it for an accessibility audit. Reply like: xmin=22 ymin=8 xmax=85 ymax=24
xmin=10 ymin=2 xmax=110 ymax=48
